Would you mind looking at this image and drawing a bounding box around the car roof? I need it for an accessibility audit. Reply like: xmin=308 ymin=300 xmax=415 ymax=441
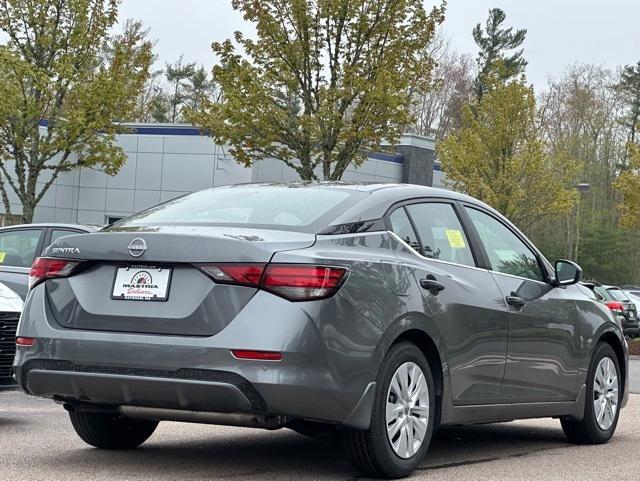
xmin=206 ymin=182 xmax=496 ymax=226
xmin=0 ymin=223 xmax=97 ymax=232
xmin=222 ymin=181 xmax=476 ymax=199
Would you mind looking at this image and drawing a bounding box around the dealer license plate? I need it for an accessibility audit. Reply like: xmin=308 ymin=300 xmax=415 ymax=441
xmin=111 ymin=265 xmax=172 ymax=301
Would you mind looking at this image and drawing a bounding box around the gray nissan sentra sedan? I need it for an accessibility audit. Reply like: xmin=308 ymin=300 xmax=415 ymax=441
xmin=13 ymin=183 xmax=628 ymax=478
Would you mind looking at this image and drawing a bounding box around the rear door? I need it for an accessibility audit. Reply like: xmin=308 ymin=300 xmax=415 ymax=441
xmin=463 ymin=206 xmax=580 ymax=403
xmin=0 ymin=227 xmax=45 ymax=298
xmin=388 ymin=200 xmax=508 ymax=405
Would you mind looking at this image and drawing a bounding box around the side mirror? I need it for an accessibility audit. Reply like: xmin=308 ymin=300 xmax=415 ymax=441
xmin=554 ymin=259 xmax=582 ymax=286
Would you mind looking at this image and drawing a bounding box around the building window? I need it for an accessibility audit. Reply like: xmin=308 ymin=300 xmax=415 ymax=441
xmin=106 ymin=216 xmax=124 ymax=225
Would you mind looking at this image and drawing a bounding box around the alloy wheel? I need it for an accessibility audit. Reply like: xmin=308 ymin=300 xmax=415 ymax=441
xmin=593 ymin=356 xmax=619 ymax=431
xmin=385 ymin=361 xmax=430 ymax=459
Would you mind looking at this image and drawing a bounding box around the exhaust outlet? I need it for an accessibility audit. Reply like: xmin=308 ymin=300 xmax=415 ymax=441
xmin=119 ymin=405 xmax=287 ymax=430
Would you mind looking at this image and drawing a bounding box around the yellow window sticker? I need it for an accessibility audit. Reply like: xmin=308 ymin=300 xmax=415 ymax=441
xmin=445 ymin=230 xmax=466 ymax=249
xmin=0 ymin=251 xmax=5 ymax=263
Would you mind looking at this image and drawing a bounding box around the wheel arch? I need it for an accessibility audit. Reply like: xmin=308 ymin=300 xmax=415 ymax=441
xmin=597 ymin=330 xmax=627 ymax=399
xmin=392 ymin=328 xmax=445 ymax=427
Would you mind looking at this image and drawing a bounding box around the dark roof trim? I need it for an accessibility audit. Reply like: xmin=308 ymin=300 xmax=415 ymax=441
xmin=317 ymin=218 xmax=386 ymax=235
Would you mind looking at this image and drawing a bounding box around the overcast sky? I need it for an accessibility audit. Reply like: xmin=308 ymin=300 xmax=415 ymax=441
xmin=119 ymin=0 xmax=640 ymax=88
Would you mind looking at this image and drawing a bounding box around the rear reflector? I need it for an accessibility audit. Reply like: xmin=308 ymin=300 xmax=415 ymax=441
xmin=231 ymin=350 xmax=282 ymax=361
xmin=29 ymin=257 xmax=81 ymax=290
xmin=195 ymin=263 xmax=347 ymax=301
xmin=16 ymin=337 xmax=35 ymax=347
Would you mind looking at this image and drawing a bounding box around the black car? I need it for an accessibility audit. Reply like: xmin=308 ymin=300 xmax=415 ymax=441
xmin=0 ymin=223 xmax=97 ymax=299
xmin=592 ymin=284 xmax=639 ymax=337
xmin=0 ymin=282 xmax=23 ymax=385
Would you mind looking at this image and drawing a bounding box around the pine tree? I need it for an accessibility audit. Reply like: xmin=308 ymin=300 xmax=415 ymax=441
xmin=473 ymin=8 xmax=527 ymax=100
xmin=165 ymin=55 xmax=196 ymax=123
xmin=616 ymin=61 xmax=640 ymax=146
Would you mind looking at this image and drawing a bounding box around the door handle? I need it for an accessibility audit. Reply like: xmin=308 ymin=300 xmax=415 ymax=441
xmin=506 ymin=293 xmax=526 ymax=309
xmin=420 ymin=275 xmax=445 ymax=294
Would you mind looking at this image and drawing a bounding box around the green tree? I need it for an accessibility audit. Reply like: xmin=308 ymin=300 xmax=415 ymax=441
xmin=577 ymin=220 xmax=636 ymax=284
xmin=616 ymin=62 xmax=640 ymax=146
xmin=0 ymin=0 xmax=152 ymax=222
xmin=534 ymin=65 xmax=627 ymax=260
xmin=189 ymin=0 xmax=445 ymax=181
xmin=473 ymin=8 xmax=527 ymax=100
xmin=616 ymin=141 xmax=640 ymax=229
xmin=186 ymin=66 xmax=217 ymax=112
xmin=438 ymin=80 xmax=577 ymax=231
xmin=164 ymin=54 xmax=196 ymax=123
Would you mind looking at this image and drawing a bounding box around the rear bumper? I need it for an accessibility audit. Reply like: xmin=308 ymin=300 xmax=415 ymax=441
xmin=19 ymin=359 xmax=263 ymax=413
xmin=621 ymin=317 xmax=640 ymax=338
xmin=13 ymin=286 xmax=379 ymax=428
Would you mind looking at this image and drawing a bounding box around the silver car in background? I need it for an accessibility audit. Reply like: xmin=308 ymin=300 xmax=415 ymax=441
xmin=13 ymin=183 xmax=628 ymax=478
xmin=0 ymin=223 xmax=96 ymax=299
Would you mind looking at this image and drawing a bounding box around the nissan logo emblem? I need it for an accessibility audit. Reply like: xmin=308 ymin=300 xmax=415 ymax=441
xmin=128 ymin=238 xmax=147 ymax=257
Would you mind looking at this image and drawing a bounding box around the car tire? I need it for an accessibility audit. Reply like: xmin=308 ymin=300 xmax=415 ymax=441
xmin=345 ymin=341 xmax=435 ymax=479
xmin=69 ymin=411 xmax=158 ymax=449
xmin=561 ymin=342 xmax=621 ymax=444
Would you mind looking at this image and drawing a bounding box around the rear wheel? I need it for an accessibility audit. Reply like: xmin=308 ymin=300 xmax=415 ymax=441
xmin=69 ymin=411 xmax=158 ymax=449
xmin=345 ymin=342 xmax=435 ymax=479
xmin=561 ymin=342 xmax=621 ymax=444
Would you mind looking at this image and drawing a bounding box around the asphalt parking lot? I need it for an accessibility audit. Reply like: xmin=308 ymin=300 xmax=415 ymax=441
xmin=1 ymin=359 xmax=640 ymax=481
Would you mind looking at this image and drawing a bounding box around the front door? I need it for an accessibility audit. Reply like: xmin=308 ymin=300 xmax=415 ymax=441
xmin=464 ymin=206 xmax=580 ymax=402
xmin=388 ymin=202 xmax=508 ymax=405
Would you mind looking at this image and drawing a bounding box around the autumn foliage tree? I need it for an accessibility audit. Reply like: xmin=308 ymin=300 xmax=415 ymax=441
xmin=616 ymin=140 xmax=640 ymax=229
xmin=189 ymin=0 xmax=445 ymax=181
xmin=439 ymin=79 xmax=577 ymax=231
xmin=0 ymin=0 xmax=152 ymax=222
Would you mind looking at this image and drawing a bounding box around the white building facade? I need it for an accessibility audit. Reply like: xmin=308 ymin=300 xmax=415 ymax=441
xmin=1 ymin=124 xmax=439 ymax=224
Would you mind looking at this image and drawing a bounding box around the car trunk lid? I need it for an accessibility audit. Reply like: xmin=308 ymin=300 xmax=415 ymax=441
xmin=42 ymin=226 xmax=316 ymax=336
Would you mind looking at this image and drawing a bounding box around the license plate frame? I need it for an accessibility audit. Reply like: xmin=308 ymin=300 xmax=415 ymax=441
xmin=111 ymin=264 xmax=173 ymax=302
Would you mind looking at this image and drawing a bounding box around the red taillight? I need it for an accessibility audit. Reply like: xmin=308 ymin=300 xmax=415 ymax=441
xmin=605 ymin=301 xmax=625 ymax=312
xmin=16 ymin=336 xmax=35 ymax=347
xmin=195 ymin=263 xmax=347 ymax=301
xmin=197 ymin=264 xmax=265 ymax=287
xmin=262 ymin=265 xmax=347 ymax=300
xmin=231 ymin=349 xmax=282 ymax=361
xmin=29 ymin=257 xmax=81 ymax=290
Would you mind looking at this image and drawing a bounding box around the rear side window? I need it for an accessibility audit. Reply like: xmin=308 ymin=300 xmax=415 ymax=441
xmin=389 ymin=208 xmax=420 ymax=252
xmin=405 ymin=203 xmax=476 ymax=267
xmin=607 ymin=288 xmax=629 ymax=302
xmin=0 ymin=229 xmax=42 ymax=268
xmin=594 ymin=286 xmax=611 ymax=300
xmin=50 ymin=229 xmax=81 ymax=245
xmin=115 ymin=186 xmax=360 ymax=232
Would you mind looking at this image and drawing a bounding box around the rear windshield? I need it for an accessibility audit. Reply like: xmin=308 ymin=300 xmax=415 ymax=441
xmin=113 ymin=186 xmax=362 ymax=232
xmin=607 ymin=288 xmax=630 ymax=302
xmin=594 ymin=286 xmax=612 ymax=300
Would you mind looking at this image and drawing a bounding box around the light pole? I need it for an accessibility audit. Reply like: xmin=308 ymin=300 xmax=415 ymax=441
xmin=573 ymin=182 xmax=591 ymax=262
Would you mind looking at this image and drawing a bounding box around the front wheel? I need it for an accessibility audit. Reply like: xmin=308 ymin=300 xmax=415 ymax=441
xmin=345 ymin=342 xmax=435 ymax=478
xmin=561 ymin=342 xmax=621 ymax=444
xmin=69 ymin=411 xmax=158 ymax=449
